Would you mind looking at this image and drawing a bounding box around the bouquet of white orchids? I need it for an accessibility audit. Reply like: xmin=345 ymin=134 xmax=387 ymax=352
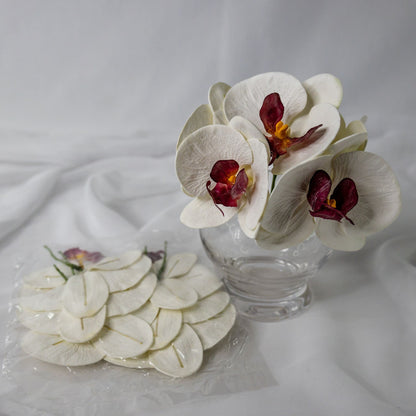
xmin=175 ymin=72 xmax=401 ymax=251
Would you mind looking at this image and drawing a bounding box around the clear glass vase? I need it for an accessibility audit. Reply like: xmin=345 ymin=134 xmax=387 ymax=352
xmin=199 ymin=218 xmax=332 ymax=322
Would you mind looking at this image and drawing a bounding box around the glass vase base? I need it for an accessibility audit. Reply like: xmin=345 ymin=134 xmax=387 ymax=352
xmin=223 ymin=281 xmax=312 ymax=322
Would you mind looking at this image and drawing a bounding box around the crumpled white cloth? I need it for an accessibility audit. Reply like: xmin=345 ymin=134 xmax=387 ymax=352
xmin=1 ymin=1 xmax=416 ymax=415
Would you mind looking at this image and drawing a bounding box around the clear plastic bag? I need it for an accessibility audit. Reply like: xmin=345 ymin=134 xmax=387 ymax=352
xmin=2 ymin=227 xmax=276 ymax=415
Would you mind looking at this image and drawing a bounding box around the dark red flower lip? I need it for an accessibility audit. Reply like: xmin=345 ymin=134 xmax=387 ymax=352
xmin=206 ymin=159 xmax=248 ymax=215
xmin=307 ymin=170 xmax=358 ymax=225
xmin=259 ymin=92 xmax=323 ymax=164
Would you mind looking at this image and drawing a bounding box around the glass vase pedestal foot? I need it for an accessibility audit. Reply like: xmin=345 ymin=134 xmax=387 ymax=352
xmin=200 ymin=220 xmax=332 ymax=322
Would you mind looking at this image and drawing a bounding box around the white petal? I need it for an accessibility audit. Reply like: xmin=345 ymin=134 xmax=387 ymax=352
xmin=104 ymin=354 xmax=152 ymax=369
xmin=62 ymin=272 xmax=109 ymax=318
xmin=150 ymin=279 xmax=198 ymax=310
xmin=326 ymin=132 xmax=367 ymax=156
xmin=177 ymin=104 xmax=213 ymax=148
xmin=90 ymin=250 xmax=143 ymax=271
xmin=18 ymin=285 xmax=64 ymax=312
xmin=261 ymin=156 xmax=332 ymax=245
xmin=164 ymin=253 xmax=198 ymax=278
xmin=303 ymin=73 xmax=343 ymax=108
xmin=22 ymin=332 xmax=104 ymax=366
xmin=255 ymin=223 xmax=315 ymax=250
xmin=176 ymin=124 xmax=253 ymax=197
xmin=99 ymin=255 xmax=152 ymax=292
xmin=148 ymin=324 xmax=203 ymax=378
xmin=331 ymin=151 xmax=401 ymax=233
xmin=229 ymin=115 xmax=271 ymax=160
xmin=93 ymin=315 xmax=154 ymax=359
xmin=107 ymin=273 xmax=157 ymax=317
xmin=224 ymin=72 xmax=307 ymax=132
xmin=182 ymin=290 xmax=230 ymax=324
xmin=131 ymin=301 xmax=159 ymax=324
xmin=18 ymin=308 xmax=60 ymax=334
xmin=150 ymin=309 xmax=183 ymax=350
xmin=208 ymin=82 xmax=231 ymax=124
xmin=190 ymin=304 xmax=236 ymax=350
xmin=180 ymin=197 xmax=237 ymax=229
xmin=273 ymin=103 xmax=340 ymax=174
xmin=315 ymin=219 xmax=367 ymax=251
xmin=238 ymin=139 xmax=270 ymax=238
xmin=58 ymin=306 xmax=106 ymax=343
xmin=177 ymin=263 xmax=223 ymax=299
xmin=24 ymin=265 xmax=68 ymax=289
xmin=19 ymin=284 xmax=52 ymax=297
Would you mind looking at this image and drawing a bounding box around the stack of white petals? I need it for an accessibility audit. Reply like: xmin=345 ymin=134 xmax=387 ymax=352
xmin=175 ymin=72 xmax=401 ymax=251
xmin=17 ymin=250 xmax=236 ymax=378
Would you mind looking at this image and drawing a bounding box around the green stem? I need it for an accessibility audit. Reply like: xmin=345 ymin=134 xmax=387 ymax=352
xmin=271 ymin=174 xmax=277 ymax=192
xmin=53 ymin=264 xmax=68 ymax=281
xmin=157 ymin=241 xmax=168 ymax=280
xmin=44 ymin=246 xmax=83 ymax=272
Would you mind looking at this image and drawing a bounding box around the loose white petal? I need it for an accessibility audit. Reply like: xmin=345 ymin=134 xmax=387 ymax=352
xmin=149 ymin=324 xmax=203 ymax=378
xmin=180 ymin=197 xmax=237 ymax=229
xmin=303 ymin=73 xmax=343 ymax=108
xmin=150 ymin=279 xmax=198 ymax=310
xmin=90 ymin=250 xmax=143 ymax=271
xmin=331 ymin=151 xmax=401 ymax=233
xmin=183 ymin=290 xmax=230 ymax=324
xmin=190 ymin=304 xmax=236 ymax=350
xmin=62 ymin=272 xmax=109 ymax=318
xmin=19 ymin=285 xmax=64 ymax=312
xmin=224 ymin=72 xmax=307 ymax=132
xmin=164 ymin=253 xmax=198 ymax=278
xmin=107 ymin=273 xmax=157 ymax=317
xmin=274 ymin=103 xmax=340 ymax=174
xmin=261 ymin=156 xmax=332 ymax=243
xmin=208 ymin=82 xmax=231 ymax=124
xmin=175 ymin=124 xmax=253 ymax=197
xmin=177 ymin=104 xmax=214 ymax=148
xmin=99 ymin=255 xmax=152 ymax=292
xmin=177 ymin=263 xmax=223 ymax=299
xmin=59 ymin=306 xmax=106 ymax=344
xmin=104 ymin=354 xmax=153 ymax=369
xmin=238 ymin=139 xmax=270 ymax=238
xmin=18 ymin=308 xmax=60 ymax=334
xmin=150 ymin=309 xmax=183 ymax=350
xmin=131 ymin=301 xmax=159 ymax=324
xmin=315 ymin=219 xmax=367 ymax=251
xmin=19 ymin=285 xmax=52 ymax=297
xmin=22 ymin=331 xmax=104 ymax=366
xmin=229 ymin=115 xmax=271 ymax=160
xmin=24 ymin=265 xmax=69 ymax=289
xmin=93 ymin=315 xmax=154 ymax=359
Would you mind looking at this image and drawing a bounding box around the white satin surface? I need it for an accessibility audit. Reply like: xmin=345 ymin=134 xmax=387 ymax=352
xmin=0 ymin=1 xmax=416 ymax=415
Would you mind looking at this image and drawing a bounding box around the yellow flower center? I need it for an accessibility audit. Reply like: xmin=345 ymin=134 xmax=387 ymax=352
xmin=327 ymin=198 xmax=337 ymax=208
xmin=274 ymin=120 xmax=291 ymax=141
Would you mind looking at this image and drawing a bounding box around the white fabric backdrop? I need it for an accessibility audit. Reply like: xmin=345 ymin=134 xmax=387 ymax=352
xmin=0 ymin=0 xmax=415 ymax=414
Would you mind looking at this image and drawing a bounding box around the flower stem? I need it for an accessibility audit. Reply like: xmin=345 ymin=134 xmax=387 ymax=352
xmin=271 ymin=174 xmax=277 ymax=192
xmin=157 ymin=241 xmax=168 ymax=280
xmin=53 ymin=264 xmax=68 ymax=281
xmin=44 ymin=246 xmax=83 ymax=272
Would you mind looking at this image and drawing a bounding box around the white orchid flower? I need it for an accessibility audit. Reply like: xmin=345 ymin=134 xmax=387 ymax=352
xmin=177 ymin=82 xmax=231 ymax=148
xmin=222 ymin=72 xmax=342 ymax=174
xmin=176 ymin=124 xmax=269 ymax=238
xmin=257 ymin=151 xmax=401 ymax=251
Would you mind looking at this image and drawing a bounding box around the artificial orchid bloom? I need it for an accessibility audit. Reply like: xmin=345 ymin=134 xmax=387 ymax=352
xmin=176 ymin=124 xmax=269 ymax=238
xmin=257 ymin=151 xmax=401 ymax=251
xmin=222 ymin=72 xmax=342 ymax=174
xmin=177 ymin=82 xmax=231 ymax=148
